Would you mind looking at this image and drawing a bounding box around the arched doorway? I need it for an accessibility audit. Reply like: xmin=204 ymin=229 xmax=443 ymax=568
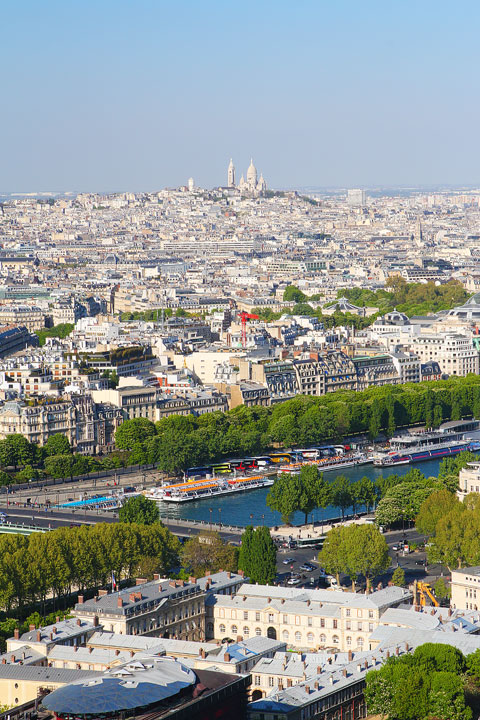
xmin=251 ymin=690 xmax=263 ymax=701
xmin=267 ymin=626 xmax=277 ymax=640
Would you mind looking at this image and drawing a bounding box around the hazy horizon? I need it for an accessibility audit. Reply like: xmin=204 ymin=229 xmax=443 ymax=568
xmin=2 ymin=0 xmax=480 ymax=191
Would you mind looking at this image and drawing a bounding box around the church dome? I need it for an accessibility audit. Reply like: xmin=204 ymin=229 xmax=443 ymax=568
xmin=247 ymin=158 xmax=257 ymax=184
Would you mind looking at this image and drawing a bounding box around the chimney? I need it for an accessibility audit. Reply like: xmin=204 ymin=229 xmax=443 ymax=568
xmin=405 ymin=643 xmax=410 ymax=652
xmin=49 ymin=633 xmax=53 ymax=641
xmin=224 ymin=652 xmax=231 ymax=662
xmin=314 ymin=681 xmax=319 ymax=690
xmin=237 ymin=636 xmax=243 ymax=642
xmin=218 ymin=569 xmax=223 ymax=573
xmin=448 ymin=608 xmax=453 ymax=617
xmin=76 ymin=619 xmax=81 ymax=626
xmin=115 ymin=649 xmax=120 ymax=656
xmin=130 ymin=650 xmax=135 ymax=657
xmin=52 ymin=626 xmax=57 ymax=634
xmin=22 ymin=652 xmax=25 ymax=660
xmin=1 ymin=659 xmax=5 ymax=665
xmin=317 ymin=665 xmax=321 ymax=674
xmin=243 ymin=595 xmax=247 ymax=602
xmin=343 ymin=668 xmax=347 ymax=677
xmin=93 ymin=616 xmax=99 ymax=627
xmin=267 ymin=597 xmax=271 ymax=603
xmin=395 ymin=646 xmax=399 ymax=656
xmin=305 ymin=685 xmax=310 ymax=694
xmin=227 ymin=571 xmax=231 ymax=579
xmin=10 ymin=655 xmax=15 ymax=663
xmin=281 ymin=598 xmax=285 ymax=604
xmin=29 ymin=624 xmax=36 ymax=632
xmin=329 ymin=675 xmax=334 ymax=685
xmin=364 ymin=660 xmax=368 ymax=669
xmin=129 ymin=592 xmax=136 ymax=602
xmin=189 ymin=576 xmax=197 ymax=584
xmin=205 ymin=570 xmax=211 ymax=576
xmin=136 ymin=578 xmax=147 ymax=586
xmin=386 ymin=650 xmax=390 ymax=658
xmin=36 ymin=631 xmax=41 ymax=642
xmin=89 ymin=647 xmax=93 ymax=654
xmin=56 ymin=616 xmax=60 ymax=623
xmin=238 ymin=570 xmax=244 ymax=578
xmin=78 ymin=595 xmax=84 ymax=604
xmin=117 ymin=597 xmax=123 ymax=608
xmin=348 ymin=650 xmax=353 ymax=662
xmin=287 ymin=678 xmax=292 ymax=687
xmin=357 ymin=664 xmax=362 ymax=673
xmin=200 ymin=648 xmax=206 ymax=659
xmin=98 ymin=589 xmax=108 ymax=596
xmin=153 ymin=573 xmax=160 ymax=581
xmin=14 ymin=629 xmax=19 ymax=640
xmin=74 ymin=646 xmax=78 ymax=652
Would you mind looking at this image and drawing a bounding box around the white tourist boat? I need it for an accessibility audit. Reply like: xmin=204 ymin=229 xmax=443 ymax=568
xmin=144 ymin=475 xmax=274 ymax=503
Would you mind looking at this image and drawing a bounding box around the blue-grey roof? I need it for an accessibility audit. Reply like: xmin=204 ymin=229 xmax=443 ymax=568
xmin=42 ymin=655 xmax=196 ymax=714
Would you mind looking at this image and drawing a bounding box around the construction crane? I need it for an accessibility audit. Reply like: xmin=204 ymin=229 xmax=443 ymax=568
xmin=413 ymin=580 xmax=439 ymax=607
xmin=239 ymin=311 xmax=259 ymax=349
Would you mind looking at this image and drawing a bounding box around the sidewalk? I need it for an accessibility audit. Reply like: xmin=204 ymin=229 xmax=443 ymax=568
xmin=271 ymin=514 xmax=375 ymax=541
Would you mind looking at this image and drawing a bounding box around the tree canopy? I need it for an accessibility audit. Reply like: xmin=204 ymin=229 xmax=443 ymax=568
xmin=118 ymin=495 xmax=159 ymax=525
xmin=238 ymin=526 xmax=276 ymax=585
xmin=318 ymin=523 xmax=390 ymax=589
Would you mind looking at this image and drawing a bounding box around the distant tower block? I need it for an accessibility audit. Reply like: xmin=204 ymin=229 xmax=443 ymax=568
xmin=188 ymin=177 xmax=194 ymax=192
xmin=227 ymin=159 xmax=235 ymax=188
xmin=347 ymin=188 xmax=366 ymax=206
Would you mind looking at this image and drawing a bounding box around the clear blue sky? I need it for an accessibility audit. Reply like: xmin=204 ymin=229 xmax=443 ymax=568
xmin=2 ymin=0 xmax=479 ymax=191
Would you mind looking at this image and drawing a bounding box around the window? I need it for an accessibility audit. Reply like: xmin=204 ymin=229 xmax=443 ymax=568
xmin=346 ymin=636 xmax=352 ymax=646
xmin=282 ymin=630 xmax=289 ymax=641
xmin=295 ymin=631 xmax=301 ymax=643
xmin=346 ymin=621 xmax=351 ymax=630
xmin=268 ymin=613 xmax=274 ymax=623
xmin=244 ymin=611 xmax=249 ymax=620
xmin=219 ymin=624 xmax=226 ymax=634
xmin=320 ymin=634 xmax=326 ymax=644
xmin=333 ymin=619 xmax=338 ymax=629
xmin=320 ymin=618 xmax=325 ymax=628
xmin=256 ymin=612 xmax=261 ymax=621
xmin=283 ymin=614 xmax=288 ymax=624
xmin=243 ymin=626 xmax=249 ymax=637
xmin=231 ymin=625 xmax=238 ymax=635
xmin=307 ymin=632 xmax=314 ymax=644
xmin=357 ymin=637 xmax=364 ymax=648
xmin=357 ymin=622 xmax=362 ymax=631
xmin=255 ymin=627 xmax=262 ymax=636
xmin=254 ymin=675 xmax=261 ymax=685
xmin=357 ymin=609 xmax=363 ymax=618
xmin=207 ymin=622 xmax=214 ymax=634
xmin=231 ymin=610 xmax=237 ymax=620
xmin=346 ymin=609 xmax=351 ymax=617
xmin=308 ymin=617 xmax=313 ymax=627
xmin=332 ymin=635 xmax=339 ymax=644
xmin=369 ymin=610 xmax=374 ymax=619
xmin=295 ymin=616 xmax=300 ymax=625
xmin=269 ymin=677 xmax=274 ymax=687
xmin=369 ymin=623 xmax=374 ymax=632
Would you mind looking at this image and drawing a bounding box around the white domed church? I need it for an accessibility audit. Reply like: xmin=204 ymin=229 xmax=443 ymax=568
xmin=227 ymin=158 xmax=267 ymax=195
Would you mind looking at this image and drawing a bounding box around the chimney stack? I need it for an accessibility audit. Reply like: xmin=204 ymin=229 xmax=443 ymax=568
xmin=76 ymin=619 xmax=81 ymax=627
xmin=93 ymin=616 xmax=99 ymax=627
xmin=29 ymin=624 xmax=35 ymax=632
xmin=348 ymin=650 xmax=353 ymax=661
xmin=287 ymin=678 xmax=292 ymax=687
xmin=78 ymin=595 xmax=84 ymax=604
xmin=200 ymin=648 xmax=206 ymax=659
xmin=224 ymin=652 xmax=231 ymax=662
xmin=117 ymin=597 xmax=123 ymax=608
xmin=56 ymin=616 xmax=60 ymax=623
xmin=14 ymin=629 xmax=19 ymax=640
xmin=136 ymin=578 xmax=147 ymax=586
xmin=153 ymin=574 xmax=160 ymax=581
xmin=115 ymin=649 xmax=120 ymax=656
xmin=36 ymin=631 xmax=41 ymax=642
xmin=189 ymin=576 xmax=197 ymax=584
xmin=305 ymin=685 xmax=310 ymax=694
xmin=343 ymin=668 xmax=347 ymax=677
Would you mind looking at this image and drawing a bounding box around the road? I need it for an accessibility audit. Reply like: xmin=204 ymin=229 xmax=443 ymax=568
xmin=272 ymin=526 xmax=449 ymax=595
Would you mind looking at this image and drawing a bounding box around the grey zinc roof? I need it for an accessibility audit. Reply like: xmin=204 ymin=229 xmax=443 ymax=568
xmin=370 ymin=626 xmax=480 ymax=655
xmin=47 ymin=645 xmax=134 ymax=665
xmin=236 ymin=583 xmax=410 ymax=610
xmin=87 ymin=631 xmax=167 ymax=651
xmin=207 ymin=593 xmax=341 ymax=618
xmin=0 ymin=645 xmax=46 ymax=665
xmin=19 ymin=618 xmax=96 ymax=645
xmin=379 ymin=607 xmax=440 ymax=631
xmin=0 ymin=664 xmax=99 ymax=683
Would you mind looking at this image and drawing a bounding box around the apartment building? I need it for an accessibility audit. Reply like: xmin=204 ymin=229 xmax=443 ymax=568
xmin=411 ymin=333 xmax=479 ymax=376
xmin=0 ymin=399 xmax=77 ymax=445
xmin=0 ymin=305 xmax=45 ymax=332
xmin=73 ymin=572 xmax=244 ymax=642
xmin=206 ymin=584 xmax=411 ymax=653
xmin=451 ymin=566 xmax=480 ymax=611
xmin=457 ymin=462 xmax=480 ymax=501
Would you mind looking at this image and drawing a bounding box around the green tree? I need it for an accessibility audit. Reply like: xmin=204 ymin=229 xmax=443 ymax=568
xmin=345 ymin=524 xmax=390 ymax=591
xmin=317 ymin=526 xmax=345 ymax=585
xmin=246 ymin=526 xmax=277 ymax=585
xmin=429 ymin=671 xmax=472 ymax=720
xmin=266 ymin=473 xmax=302 ymax=525
xmin=115 ymin=418 xmax=156 ymax=450
xmin=181 ymin=531 xmax=237 ymax=577
xmin=353 ymin=476 xmax=377 ymax=513
xmin=238 ymin=525 xmax=254 ymax=579
xmin=391 ymin=566 xmax=405 ymax=587
xmin=283 ymin=285 xmax=306 ymax=303
xmin=44 ymin=434 xmax=71 ymax=457
xmin=330 ymin=475 xmax=353 ymax=520
xmin=44 ymin=453 xmax=75 ymax=479
xmin=15 ymin=465 xmax=40 ymax=483
xmin=0 ymin=471 xmax=12 ymax=486
xmin=416 ymin=488 xmax=459 ymax=536
xmin=118 ymin=495 xmax=159 ymax=525
xmin=434 ymin=577 xmax=451 ymax=601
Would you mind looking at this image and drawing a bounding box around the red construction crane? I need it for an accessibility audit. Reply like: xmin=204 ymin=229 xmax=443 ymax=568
xmin=239 ymin=311 xmax=259 ymax=348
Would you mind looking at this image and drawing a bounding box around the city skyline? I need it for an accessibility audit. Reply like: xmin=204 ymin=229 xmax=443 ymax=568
xmin=2 ymin=0 xmax=480 ymax=191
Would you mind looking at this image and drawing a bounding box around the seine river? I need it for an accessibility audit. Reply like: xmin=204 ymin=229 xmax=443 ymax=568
xmin=155 ymin=457 xmax=453 ymax=528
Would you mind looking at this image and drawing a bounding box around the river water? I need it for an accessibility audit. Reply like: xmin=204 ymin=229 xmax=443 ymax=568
xmin=156 ymin=457 xmax=453 ymax=528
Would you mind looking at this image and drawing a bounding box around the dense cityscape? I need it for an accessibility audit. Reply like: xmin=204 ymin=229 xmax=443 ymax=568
xmin=3 ymin=1 xmax=480 ymax=719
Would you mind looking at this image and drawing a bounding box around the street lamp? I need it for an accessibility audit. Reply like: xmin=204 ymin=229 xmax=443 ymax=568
xmin=218 ymin=508 xmax=222 ymax=529
xmin=209 ymin=507 xmax=212 ymax=530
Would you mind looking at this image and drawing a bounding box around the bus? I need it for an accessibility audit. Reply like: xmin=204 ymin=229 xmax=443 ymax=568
xmin=211 ymin=462 xmax=232 ymax=475
xmin=269 ymin=452 xmax=295 ymax=464
xmin=185 ymin=465 xmax=213 ymax=479
xmin=296 ymin=536 xmax=326 ymax=550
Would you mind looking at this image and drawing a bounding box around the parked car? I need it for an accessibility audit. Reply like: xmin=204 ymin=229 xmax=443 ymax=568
xmin=283 ymin=557 xmax=295 ymax=565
